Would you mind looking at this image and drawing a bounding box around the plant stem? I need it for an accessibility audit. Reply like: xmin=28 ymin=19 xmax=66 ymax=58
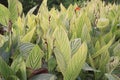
xmin=8 ymin=20 xmax=12 ymax=49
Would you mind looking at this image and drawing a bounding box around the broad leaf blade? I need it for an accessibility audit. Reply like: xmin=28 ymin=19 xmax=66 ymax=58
xmin=81 ymin=25 xmax=91 ymax=43
xmin=92 ymin=36 xmax=115 ymax=58
xmin=18 ymin=42 xmax=35 ymax=58
xmin=0 ymin=4 xmax=10 ymax=26
xmin=26 ymin=45 xmax=44 ymax=70
xmin=21 ymin=27 xmax=36 ymax=42
xmin=70 ymin=38 xmax=81 ymax=55
xmin=97 ymin=18 xmax=109 ymax=29
xmin=0 ymin=57 xmax=14 ymax=79
xmin=64 ymin=42 xmax=87 ymax=80
xmin=53 ymin=27 xmax=71 ymax=65
xmin=54 ymin=48 xmax=67 ymax=75
xmin=11 ymin=56 xmax=27 ymax=80
xmin=16 ymin=61 xmax=27 ymax=80
xmin=8 ymin=0 xmax=18 ymax=23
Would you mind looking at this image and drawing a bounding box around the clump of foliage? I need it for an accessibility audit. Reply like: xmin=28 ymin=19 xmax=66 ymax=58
xmin=0 ymin=0 xmax=120 ymax=80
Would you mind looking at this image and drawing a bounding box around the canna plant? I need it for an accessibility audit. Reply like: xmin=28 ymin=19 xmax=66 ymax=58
xmin=53 ymin=27 xmax=88 ymax=80
xmin=0 ymin=0 xmax=120 ymax=80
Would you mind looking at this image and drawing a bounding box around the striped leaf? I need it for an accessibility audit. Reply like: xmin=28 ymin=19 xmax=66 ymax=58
xmin=11 ymin=56 xmax=27 ymax=80
xmin=64 ymin=42 xmax=87 ymax=80
xmin=18 ymin=42 xmax=35 ymax=58
xmin=21 ymin=27 xmax=36 ymax=42
xmin=0 ymin=57 xmax=14 ymax=79
xmin=26 ymin=45 xmax=44 ymax=70
xmin=92 ymin=36 xmax=115 ymax=58
xmin=54 ymin=48 xmax=67 ymax=75
xmin=53 ymin=27 xmax=71 ymax=65
xmin=8 ymin=0 xmax=18 ymax=23
xmin=70 ymin=38 xmax=81 ymax=56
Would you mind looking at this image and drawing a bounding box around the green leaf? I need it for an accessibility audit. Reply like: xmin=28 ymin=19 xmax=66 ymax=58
xmin=27 ymin=14 xmax=36 ymax=30
xmin=11 ymin=56 xmax=23 ymax=72
xmin=70 ymin=38 xmax=81 ymax=56
xmin=8 ymin=0 xmax=18 ymax=23
xmin=17 ymin=1 xmax=23 ymax=16
xmin=64 ymin=42 xmax=87 ymax=80
xmin=7 ymin=75 xmax=20 ymax=80
xmin=88 ymin=54 xmax=95 ymax=69
xmin=97 ymin=18 xmax=109 ymax=29
xmin=53 ymin=27 xmax=71 ymax=65
xmin=95 ymin=40 xmax=101 ymax=51
xmin=99 ymin=50 xmax=110 ymax=73
xmin=92 ymin=36 xmax=115 ymax=58
xmin=29 ymin=74 xmax=57 ymax=80
xmin=18 ymin=42 xmax=35 ymax=59
xmin=75 ymin=13 xmax=85 ymax=38
xmin=0 ymin=56 xmax=14 ymax=79
xmin=81 ymin=25 xmax=91 ymax=43
xmin=103 ymin=32 xmax=113 ymax=43
xmin=21 ymin=27 xmax=36 ymax=42
xmin=16 ymin=16 xmax=25 ymax=35
xmin=37 ymin=0 xmax=49 ymax=35
xmin=48 ymin=57 xmax=57 ymax=72
xmin=113 ymin=43 xmax=120 ymax=56
xmin=38 ymin=0 xmax=49 ymax=18
xmin=74 ymin=12 xmax=91 ymax=38
xmin=16 ymin=61 xmax=27 ymax=80
xmin=82 ymin=63 xmax=100 ymax=72
xmin=0 ymin=4 xmax=10 ymax=26
xmin=0 ymin=34 xmax=5 ymax=47
xmin=54 ymin=48 xmax=67 ymax=75
xmin=11 ymin=56 xmax=27 ymax=80
xmin=26 ymin=45 xmax=44 ymax=70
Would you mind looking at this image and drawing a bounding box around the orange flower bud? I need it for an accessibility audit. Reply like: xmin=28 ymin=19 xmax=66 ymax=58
xmin=75 ymin=7 xmax=80 ymax=11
